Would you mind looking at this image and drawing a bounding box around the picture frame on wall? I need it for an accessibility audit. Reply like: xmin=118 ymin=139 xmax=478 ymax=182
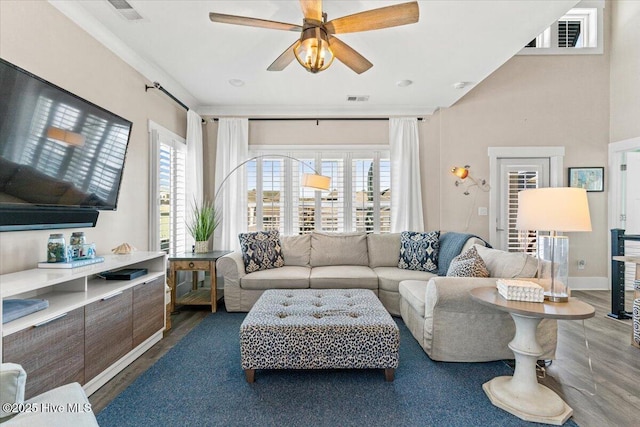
xmin=568 ymin=167 xmax=604 ymax=192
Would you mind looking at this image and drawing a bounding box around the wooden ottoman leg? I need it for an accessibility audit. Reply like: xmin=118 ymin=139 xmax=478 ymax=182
xmin=244 ymin=369 xmax=255 ymax=383
xmin=385 ymin=368 xmax=395 ymax=382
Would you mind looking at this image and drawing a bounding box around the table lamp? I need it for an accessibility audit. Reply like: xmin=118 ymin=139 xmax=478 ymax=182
xmin=516 ymin=187 xmax=592 ymax=302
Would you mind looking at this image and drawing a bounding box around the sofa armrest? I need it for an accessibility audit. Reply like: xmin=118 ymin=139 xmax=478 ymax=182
xmin=424 ymin=277 xmax=557 ymax=361
xmin=425 ymin=277 xmax=500 ymax=315
xmin=217 ymin=252 xmax=246 ymax=290
xmin=0 ymin=363 xmax=26 ymax=420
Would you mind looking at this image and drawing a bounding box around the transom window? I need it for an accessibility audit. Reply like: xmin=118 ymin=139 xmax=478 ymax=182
xmin=247 ymin=149 xmax=391 ymax=235
xmin=519 ymin=1 xmax=603 ymax=55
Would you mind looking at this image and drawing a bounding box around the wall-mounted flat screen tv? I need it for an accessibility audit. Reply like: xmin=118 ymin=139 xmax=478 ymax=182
xmin=0 ymin=58 xmax=133 ymax=231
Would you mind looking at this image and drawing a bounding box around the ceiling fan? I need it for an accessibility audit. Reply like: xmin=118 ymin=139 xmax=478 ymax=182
xmin=209 ymin=0 xmax=419 ymax=74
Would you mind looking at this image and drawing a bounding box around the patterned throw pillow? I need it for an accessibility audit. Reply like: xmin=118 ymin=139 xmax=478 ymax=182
xmin=238 ymin=230 xmax=285 ymax=273
xmin=446 ymin=246 xmax=490 ymax=277
xmin=398 ymin=231 xmax=440 ymax=272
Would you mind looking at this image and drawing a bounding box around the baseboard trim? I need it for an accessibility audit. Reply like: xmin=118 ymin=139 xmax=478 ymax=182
xmin=568 ymin=276 xmax=609 ymax=291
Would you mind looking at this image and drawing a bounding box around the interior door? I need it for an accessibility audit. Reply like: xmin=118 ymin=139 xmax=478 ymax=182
xmin=623 ymin=151 xmax=640 ymax=285
xmin=495 ymin=158 xmax=550 ymax=251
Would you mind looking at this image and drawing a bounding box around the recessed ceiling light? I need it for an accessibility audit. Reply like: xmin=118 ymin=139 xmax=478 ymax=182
xmin=228 ymin=79 xmax=245 ymax=87
xmin=453 ymin=82 xmax=466 ymax=89
xmin=396 ymin=79 xmax=413 ymax=87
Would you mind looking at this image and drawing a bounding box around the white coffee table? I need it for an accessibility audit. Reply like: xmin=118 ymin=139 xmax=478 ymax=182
xmin=470 ymin=286 xmax=595 ymax=425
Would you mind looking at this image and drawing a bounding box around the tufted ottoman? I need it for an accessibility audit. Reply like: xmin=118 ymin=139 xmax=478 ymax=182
xmin=240 ymin=289 xmax=399 ymax=383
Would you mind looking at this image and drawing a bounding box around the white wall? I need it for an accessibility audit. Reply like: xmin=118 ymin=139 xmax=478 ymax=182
xmin=610 ymin=0 xmax=640 ymax=142
xmin=0 ymin=1 xmax=186 ymax=274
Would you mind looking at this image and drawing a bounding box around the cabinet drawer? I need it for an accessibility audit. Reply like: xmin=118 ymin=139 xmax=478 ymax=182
xmin=2 ymin=307 xmax=84 ymax=399
xmin=85 ymin=288 xmax=133 ymax=382
xmin=172 ymin=260 xmax=211 ymax=270
xmin=133 ymin=276 xmax=165 ymax=347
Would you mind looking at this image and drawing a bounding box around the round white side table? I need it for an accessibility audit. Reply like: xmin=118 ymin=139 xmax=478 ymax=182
xmin=470 ymin=286 xmax=595 ymax=425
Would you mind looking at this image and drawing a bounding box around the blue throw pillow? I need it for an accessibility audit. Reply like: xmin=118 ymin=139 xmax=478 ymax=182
xmin=398 ymin=230 xmax=440 ymax=272
xmin=238 ymin=230 xmax=285 ymax=273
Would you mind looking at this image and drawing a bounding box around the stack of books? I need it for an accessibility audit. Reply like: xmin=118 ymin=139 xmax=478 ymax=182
xmin=496 ymin=279 xmax=544 ymax=303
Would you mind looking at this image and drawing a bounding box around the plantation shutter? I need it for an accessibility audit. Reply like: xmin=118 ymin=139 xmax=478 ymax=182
xmin=379 ymin=157 xmax=391 ymax=232
xmin=496 ymin=158 xmax=549 ymax=252
xmin=247 ymin=148 xmax=390 ymax=234
xmin=151 ymin=125 xmax=186 ymax=254
xmin=321 ymin=157 xmax=344 ymax=232
xmin=506 ymin=170 xmax=539 ymax=254
xmin=260 ymin=157 xmax=285 ymax=232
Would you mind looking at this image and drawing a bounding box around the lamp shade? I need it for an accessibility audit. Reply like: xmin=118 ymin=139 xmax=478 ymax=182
xmin=47 ymin=126 xmax=85 ymax=147
xmin=451 ymin=166 xmax=469 ymax=179
xmin=302 ymin=173 xmax=331 ymax=191
xmin=516 ymin=187 xmax=592 ymax=232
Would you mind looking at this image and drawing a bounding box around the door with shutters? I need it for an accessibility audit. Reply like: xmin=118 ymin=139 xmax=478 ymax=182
xmin=496 ymin=158 xmax=550 ymax=252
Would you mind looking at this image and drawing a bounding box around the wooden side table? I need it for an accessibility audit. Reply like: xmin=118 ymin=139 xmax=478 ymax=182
xmin=613 ymin=256 xmax=640 ymax=348
xmin=167 ymin=251 xmax=231 ymax=317
xmin=470 ymin=286 xmax=595 ymax=425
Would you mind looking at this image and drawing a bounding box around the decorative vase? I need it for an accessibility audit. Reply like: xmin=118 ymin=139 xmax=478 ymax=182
xmin=194 ymin=241 xmax=209 ymax=253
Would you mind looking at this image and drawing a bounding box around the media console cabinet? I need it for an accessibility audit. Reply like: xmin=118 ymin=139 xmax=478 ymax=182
xmin=0 ymin=251 xmax=166 ymax=399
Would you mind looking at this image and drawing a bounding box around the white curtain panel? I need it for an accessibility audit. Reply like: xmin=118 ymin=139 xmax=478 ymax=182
xmin=390 ymin=117 xmax=424 ymax=232
xmin=214 ymin=118 xmax=249 ymax=251
xmin=186 ymin=110 xmax=204 ymax=249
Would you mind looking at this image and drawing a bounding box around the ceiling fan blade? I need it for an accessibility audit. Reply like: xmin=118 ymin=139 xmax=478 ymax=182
xmin=329 ymin=36 xmax=373 ymax=74
xmin=267 ymin=41 xmax=298 ymax=71
xmin=209 ymin=13 xmax=302 ymax=32
xmin=325 ymin=1 xmax=419 ymax=34
xmin=299 ymin=0 xmax=323 ymax=21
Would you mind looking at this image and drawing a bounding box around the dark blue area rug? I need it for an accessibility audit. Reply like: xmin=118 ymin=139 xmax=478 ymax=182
xmin=97 ymin=307 xmax=577 ymax=427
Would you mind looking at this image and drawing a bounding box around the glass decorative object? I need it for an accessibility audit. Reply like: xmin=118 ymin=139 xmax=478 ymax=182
xmin=47 ymin=233 xmax=68 ymax=263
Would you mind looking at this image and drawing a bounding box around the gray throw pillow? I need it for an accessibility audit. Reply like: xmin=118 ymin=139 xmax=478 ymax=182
xmin=398 ymin=230 xmax=440 ymax=272
xmin=446 ymin=246 xmax=490 ymax=277
xmin=238 ymin=230 xmax=285 ymax=273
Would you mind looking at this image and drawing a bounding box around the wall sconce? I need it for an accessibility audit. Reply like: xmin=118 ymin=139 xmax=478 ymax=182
xmin=451 ymin=165 xmax=489 ymax=195
xmin=47 ymin=126 xmax=85 ymax=147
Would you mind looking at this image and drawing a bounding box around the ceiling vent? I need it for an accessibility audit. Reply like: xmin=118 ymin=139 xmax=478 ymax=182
xmin=107 ymin=0 xmax=144 ymax=21
xmin=346 ymin=95 xmax=370 ymax=102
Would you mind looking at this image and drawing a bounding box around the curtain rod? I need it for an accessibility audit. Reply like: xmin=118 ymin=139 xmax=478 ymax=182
xmin=145 ymin=82 xmax=189 ymax=111
xmin=209 ymin=117 xmax=424 ymax=122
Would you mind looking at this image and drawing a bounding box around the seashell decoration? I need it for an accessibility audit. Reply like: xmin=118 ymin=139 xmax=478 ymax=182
xmin=112 ymin=242 xmax=136 ymax=254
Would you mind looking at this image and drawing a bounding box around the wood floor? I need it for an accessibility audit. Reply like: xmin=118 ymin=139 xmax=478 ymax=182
xmin=89 ymin=292 xmax=640 ymax=426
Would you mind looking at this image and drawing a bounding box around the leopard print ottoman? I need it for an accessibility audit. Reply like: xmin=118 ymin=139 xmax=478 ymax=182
xmin=240 ymin=289 xmax=400 ymax=383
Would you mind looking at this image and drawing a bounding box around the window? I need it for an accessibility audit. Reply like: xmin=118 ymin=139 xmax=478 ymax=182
xmin=519 ymin=1 xmax=603 ymax=55
xmin=149 ymin=122 xmax=187 ymax=254
xmin=247 ymin=149 xmax=391 ymax=234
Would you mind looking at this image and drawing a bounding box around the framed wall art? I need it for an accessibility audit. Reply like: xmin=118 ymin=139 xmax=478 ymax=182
xmin=568 ymin=167 xmax=604 ymax=192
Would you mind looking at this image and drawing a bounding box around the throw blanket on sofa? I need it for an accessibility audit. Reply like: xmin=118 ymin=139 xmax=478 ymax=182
xmin=438 ymin=232 xmax=491 ymax=276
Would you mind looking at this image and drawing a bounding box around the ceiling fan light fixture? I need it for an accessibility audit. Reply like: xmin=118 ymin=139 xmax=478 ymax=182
xmin=294 ymin=26 xmax=334 ymax=73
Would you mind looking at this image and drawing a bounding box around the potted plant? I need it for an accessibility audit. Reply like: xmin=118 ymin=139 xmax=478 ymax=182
xmin=187 ymin=199 xmax=220 ymax=253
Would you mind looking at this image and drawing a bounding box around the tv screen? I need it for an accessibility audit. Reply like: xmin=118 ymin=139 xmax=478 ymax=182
xmin=0 ymin=58 xmax=132 ymax=215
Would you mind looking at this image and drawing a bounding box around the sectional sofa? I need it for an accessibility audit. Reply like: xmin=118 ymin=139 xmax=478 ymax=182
xmin=217 ymin=231 xmax=558 ymax=362
xmin=217 ymin=231 xmax=482 ymax=316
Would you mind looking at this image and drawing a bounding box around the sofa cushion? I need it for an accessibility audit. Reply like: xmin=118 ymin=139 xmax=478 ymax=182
xmin=474 ymin=244 xmax=538 ymax=278
xmin=240 ymin=266 xmax=310 ymax=290
xmin=367 ymin=233 xmax=401 ymax=267
xmin=446 ymin=246 xmax=490 ymax=277
xmin=309 ymin=265 xmax=378 ymax=289
xmin=374 ymin=267 xmax=437 ymax=292
xmin=398 ymin=231 xmax=440 ymax=273
xmin=310 ymin=232 xmax=369 ymax=267
xmin=280 ymin=234 xmax=311 ymax=267
xmin=238 ymin=230 xmax=285 ymax=273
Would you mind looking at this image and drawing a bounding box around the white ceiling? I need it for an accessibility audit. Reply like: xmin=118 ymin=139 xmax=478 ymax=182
xmin=51 ymin=0 xmax=580 ymax=117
